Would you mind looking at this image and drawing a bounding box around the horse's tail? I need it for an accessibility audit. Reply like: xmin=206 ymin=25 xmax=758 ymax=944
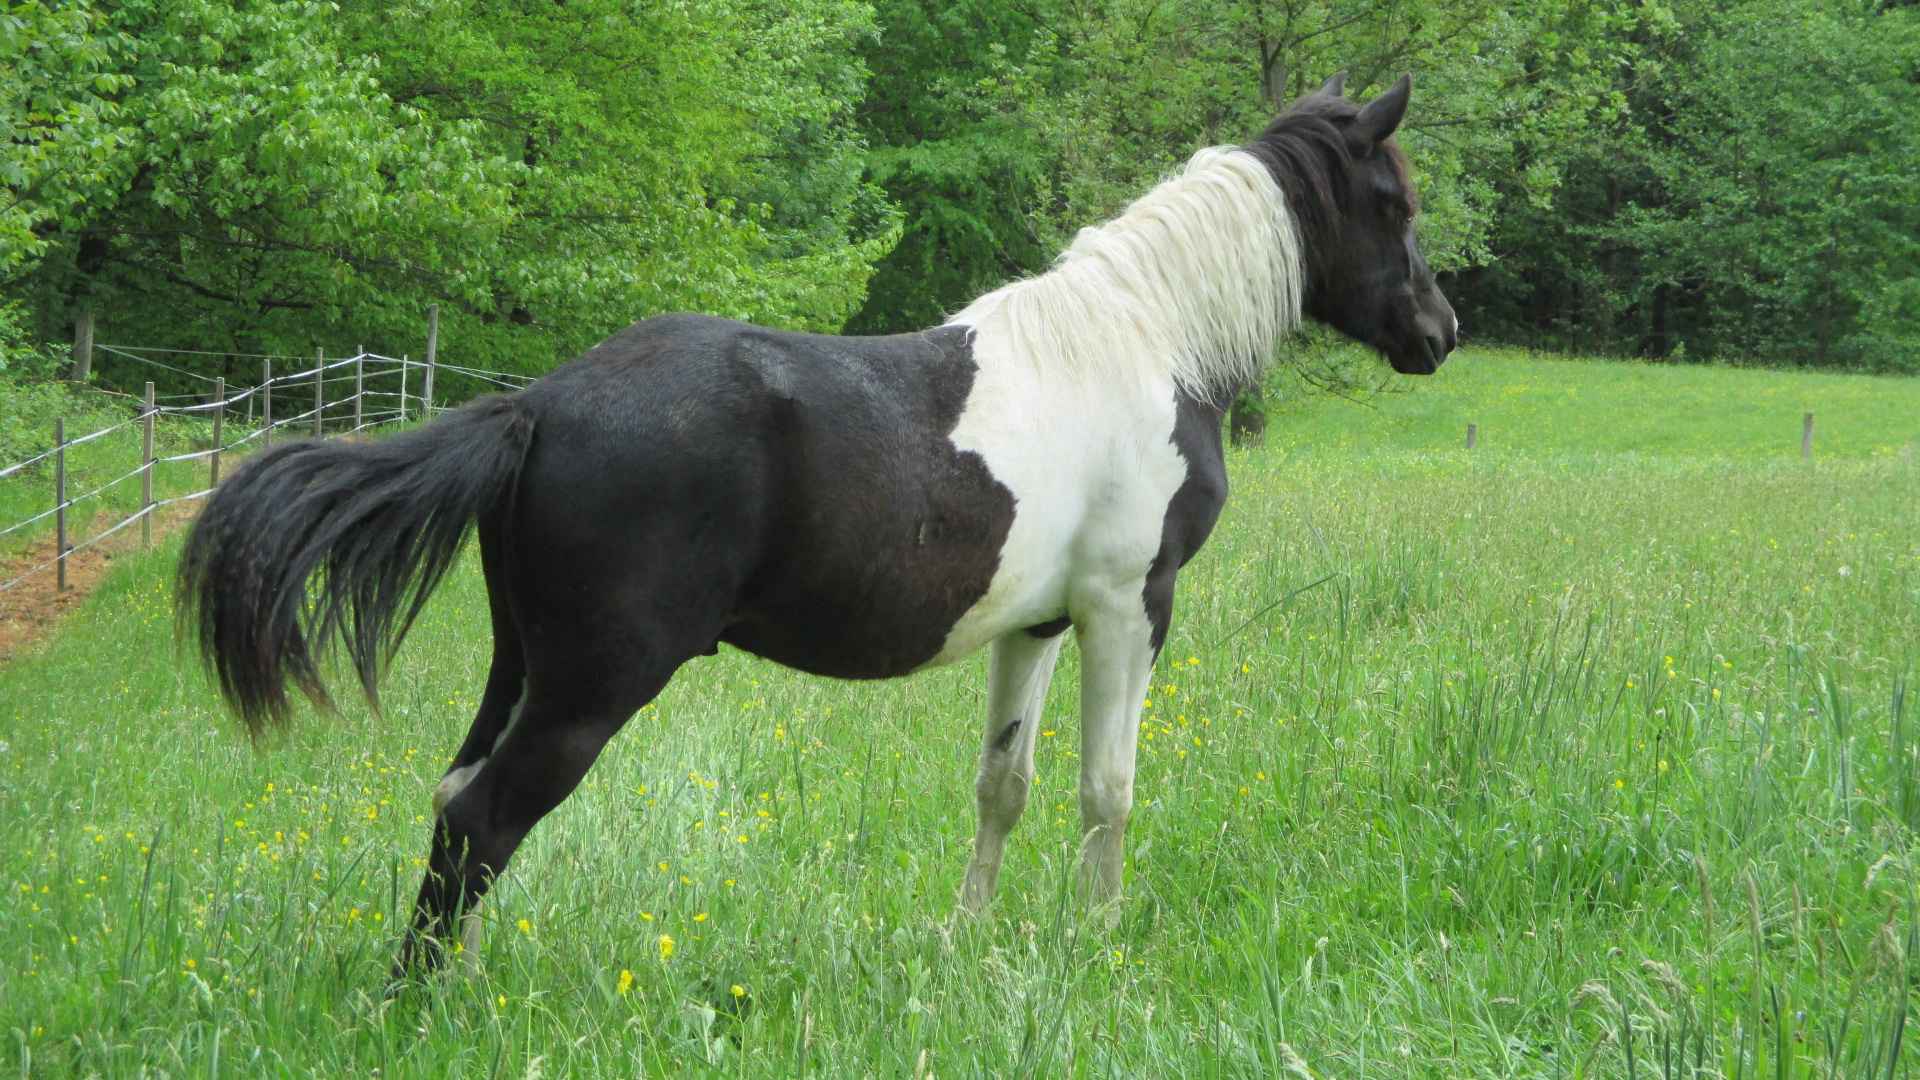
xmin=177 ymin=394 xmax=535 ymax=735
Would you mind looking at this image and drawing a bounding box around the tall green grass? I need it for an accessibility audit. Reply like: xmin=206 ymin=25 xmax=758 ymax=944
xmin=2 ymin=350 xmax=1917 ymax=1076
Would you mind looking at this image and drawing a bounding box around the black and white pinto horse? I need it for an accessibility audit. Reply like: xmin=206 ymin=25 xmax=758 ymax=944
xmin=180 ymin=73 xmax=1456 ymax=974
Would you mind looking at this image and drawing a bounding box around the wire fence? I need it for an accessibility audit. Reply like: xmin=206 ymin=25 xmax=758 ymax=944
xmin=0 ymin=346 xmax=536 ymax=596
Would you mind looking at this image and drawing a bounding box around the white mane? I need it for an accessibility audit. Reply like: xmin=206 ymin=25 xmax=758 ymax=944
xmin=946 ymin=147 xmax=1305 ymax=399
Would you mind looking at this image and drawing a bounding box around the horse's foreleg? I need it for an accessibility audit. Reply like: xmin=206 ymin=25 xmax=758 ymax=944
xmin=1072 ymin=588 xmax=1159 ymax=918
xmin=959 ymin=630 xmax=1065 ymax=913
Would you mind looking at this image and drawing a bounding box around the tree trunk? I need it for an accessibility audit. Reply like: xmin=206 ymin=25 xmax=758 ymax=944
xmin=69 ymin=309 xmax=94 ymax=381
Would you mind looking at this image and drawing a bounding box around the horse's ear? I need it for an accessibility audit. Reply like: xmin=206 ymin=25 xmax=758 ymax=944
xmin=1316 ymin=71 xmax=1347 ymax=99
xmin=1347 ymin=74 xmax=1412 ymax=154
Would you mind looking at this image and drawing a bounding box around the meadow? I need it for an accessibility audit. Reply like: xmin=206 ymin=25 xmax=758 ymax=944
xmin=2 ymin=348 xmax=1917 ymax=1077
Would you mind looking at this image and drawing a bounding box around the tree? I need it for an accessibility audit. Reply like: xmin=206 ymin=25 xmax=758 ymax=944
xmin=1453 ymin=0 xmax=1920 ymax=370
xmin=3 ymin=0 xmax=899 ymax=390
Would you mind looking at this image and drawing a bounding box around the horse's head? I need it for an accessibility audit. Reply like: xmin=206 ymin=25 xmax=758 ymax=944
xmin=1248 ymin=73 xmax=1457 ymax=374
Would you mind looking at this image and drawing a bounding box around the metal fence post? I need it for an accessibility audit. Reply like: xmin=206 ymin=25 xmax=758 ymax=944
xmin=141 ymin=381 xmax=155 ymax=549
xmin=263 ymin=358 xmax=274 ymax=447
xmin=210 ymin=377 xmax=226 ymax=487
xmin=1802 ymin=412 xmax=1814 ymax=460
xmin=1466 ymin=423 xmax=1478 ymax=450
xmin=313 ymin=347 xmax=324 ymax=438
xmin=424 ymin=304 xmax=439 ymax=418
xmin=398 ymin=352 xmax=409 ymax=424
xmin=353 ymin=355 xmax=364 ymax=432
xmin=54 ymin=418 xmax=67 ymax=592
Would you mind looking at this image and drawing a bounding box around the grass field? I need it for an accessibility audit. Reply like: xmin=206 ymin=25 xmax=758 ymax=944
xmin=2 ymin=347 xmax=1918 ymax=1076
xmin=1271 ymin=345 xmax=1920 ymax=459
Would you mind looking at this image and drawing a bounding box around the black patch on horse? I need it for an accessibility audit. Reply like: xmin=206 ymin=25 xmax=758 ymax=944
xmin=1024 ymin=616 xmax=1072 ymax=639
xmin=989 ymin=720 xmax=1022 ymax=752
xmin=649 ymin=319 xmax=1018 ymax=678
xmin=1144 ymin=389 xmax=1231 ymax=655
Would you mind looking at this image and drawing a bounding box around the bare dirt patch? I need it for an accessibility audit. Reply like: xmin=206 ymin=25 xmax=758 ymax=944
xmin=0 ymin=504 xmax=198 ymax=665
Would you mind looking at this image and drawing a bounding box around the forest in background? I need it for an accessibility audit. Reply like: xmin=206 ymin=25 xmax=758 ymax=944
xmin=4 ymin=0 xmax=1917 ymax=394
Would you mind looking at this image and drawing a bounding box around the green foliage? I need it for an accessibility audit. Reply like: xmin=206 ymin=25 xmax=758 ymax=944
xmin=1459 ymin=0 xmax=1920 ymax=370
xmin=846 ymin=0 xmax=1056 ymax=331
xmin=850 ymin=0 xmax=1642 ymax=335
xmin=2 ymin=0 xmax=897 ymax=387
xmin=5 ymin=0 xmax=1915 ymax=384
xmin=0 ymin=299 xmax=61 ymax=380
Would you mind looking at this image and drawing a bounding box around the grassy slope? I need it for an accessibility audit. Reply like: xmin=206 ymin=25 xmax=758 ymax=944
xmin=2 ymin=348 xmax=1918 ymax=1077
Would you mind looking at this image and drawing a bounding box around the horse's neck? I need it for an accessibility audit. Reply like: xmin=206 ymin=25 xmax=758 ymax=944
xmin=947 ymin=148 xmax=1304 ymax=403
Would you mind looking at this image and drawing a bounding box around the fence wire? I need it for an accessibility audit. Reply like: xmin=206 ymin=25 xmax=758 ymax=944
xmin=1 ymin=349 xmax=538 ymax=593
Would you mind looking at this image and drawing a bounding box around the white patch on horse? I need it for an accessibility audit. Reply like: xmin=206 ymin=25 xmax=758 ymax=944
xmin=936 ymin=148 xmax=1300 ymax=661
xmin=492 ymin=683 xmax=528 ymax=755
xmin=931 ymin=149 xmax=1307 ymax=912
xmin=432 ymin=761 xmax=484 ymax=815
xmin=431 ymin=682 xmax=528 ymax=815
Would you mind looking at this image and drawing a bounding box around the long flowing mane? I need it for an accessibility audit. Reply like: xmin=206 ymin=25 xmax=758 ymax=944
xmin=946 ymin=148 xmax=1305 ymax=401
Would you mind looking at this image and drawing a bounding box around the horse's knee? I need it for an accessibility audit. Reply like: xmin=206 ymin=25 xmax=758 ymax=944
xmin=975 ymin=757 xmax=1033 ymax=829
xmin=1079 ymin=771 xmax=1133 ymax=833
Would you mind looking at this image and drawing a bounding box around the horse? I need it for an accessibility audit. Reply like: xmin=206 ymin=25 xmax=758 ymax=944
xmin=178 ymin=72 xmax=1456 ymax=976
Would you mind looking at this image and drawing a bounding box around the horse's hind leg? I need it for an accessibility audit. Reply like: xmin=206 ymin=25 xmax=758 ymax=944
xmin=396 ymin=648 xmax=684 ymax=976
xmin=394 ymin=523 xmax=728 ymax=977
xmin=418 ymin=521 xmax=525 ymax=965
xmin=432 ymin=519 xmax=524 ymax=816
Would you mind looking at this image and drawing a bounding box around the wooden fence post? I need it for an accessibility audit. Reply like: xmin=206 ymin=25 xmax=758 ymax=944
xmin=210 ymin=377 xmax=226 ymax=487
xmin=1802 ymin=412 xmax=1814 ymax=460
xmin=263 ymin=358 xmax=274 ymax=447
xmin=1466 ymin=423 xmax=1478 ymax=450
xmin=423 ymin=304 xmax=439 ymax=418
xmin=353 ymin=356 xmax=364 ymax=432
xmin=141 ymin=381 xmax=155 ymax=549
xmin=54 ymin=418 xmax=67 ymax=592
xmin=313 ymin=348 xmax=324 ymax=438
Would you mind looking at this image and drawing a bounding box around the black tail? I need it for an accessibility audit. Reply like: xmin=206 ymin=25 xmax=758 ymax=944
xmin=178 ymin=395 xmax=535 ymax=734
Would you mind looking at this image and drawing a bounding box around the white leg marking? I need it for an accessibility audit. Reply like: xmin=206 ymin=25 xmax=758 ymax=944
xmin=433 ymin=760 xmax=486 ymax=815
xmin=959 ymin=632 xmax=1065 ymax=913
xmin=1073 ymin=590 xmax=1157 ymax=916
xmin=434 ymin=680 xmax=526 ymax=815
xmin=492 ymin=682 xmax=529 ymax=755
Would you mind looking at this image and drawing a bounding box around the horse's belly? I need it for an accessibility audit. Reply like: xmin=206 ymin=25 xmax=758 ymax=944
xmin=721 ymin=543 xmax=1017 ymax=679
